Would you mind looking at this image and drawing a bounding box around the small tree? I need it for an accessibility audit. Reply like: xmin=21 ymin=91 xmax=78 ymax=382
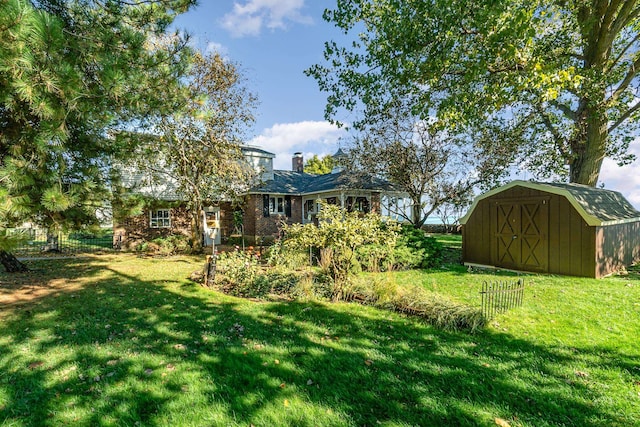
xmin=130 ymin=51 xmax=257 ymax=252
xmin=347 ymin=98 xmax=511 ymax=228
xmin=283 ymin=203 xmax=399 ymax=300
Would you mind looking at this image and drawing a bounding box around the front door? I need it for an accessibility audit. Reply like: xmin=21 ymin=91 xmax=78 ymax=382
xmin=494 ymin=199 xmax=548 ymax=272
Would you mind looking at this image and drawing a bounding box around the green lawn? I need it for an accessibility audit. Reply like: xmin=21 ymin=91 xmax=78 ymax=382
xmin=0 ymin=247 xmax=638 ymax=426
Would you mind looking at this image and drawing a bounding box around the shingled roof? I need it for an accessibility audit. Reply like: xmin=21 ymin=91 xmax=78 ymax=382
xmin=461 ymin=180 xmax=640 ymax=226
xmin=249 ymin=170 xmax=400 ymax=195
xmin=541 ymin=181 xmax=640 ymax=224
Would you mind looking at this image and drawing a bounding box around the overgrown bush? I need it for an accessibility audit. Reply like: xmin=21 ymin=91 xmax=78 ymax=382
xmin=396 ymin=225 xmax=443 ymax=269
xmin=214 ymin=251 xmax=323 ymax=299
xmin=135 ymin=234 xmax=191 ymax=255
xmin=266 ymin=268 xmax=303 ymax=295
xmin=214 ymin=250 xmax=268 ymax=297
xmin=354 ymin=226 xmax=443 ymax=272
xmin=210 ymin=247 xmax=483 ymax=331
xmin=154 ymin=235 xmax=191 ymax=254
xmin=355 ymin=244 xmax=392 ymax=272
xmin=265 ymin=240 xmax=311 ymax=270
xmin=283 ymin=203 xmax=399 ymax=299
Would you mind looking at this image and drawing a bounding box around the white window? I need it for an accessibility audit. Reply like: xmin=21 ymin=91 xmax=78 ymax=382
xmin=150 ymin=209 xmax=171 ymax=228
xmin=269 ymin=196 xmax=285 ymax=215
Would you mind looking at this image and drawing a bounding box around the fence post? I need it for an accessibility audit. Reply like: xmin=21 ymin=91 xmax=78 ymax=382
xmin=480 ymin=279 xmax=525 ymax=320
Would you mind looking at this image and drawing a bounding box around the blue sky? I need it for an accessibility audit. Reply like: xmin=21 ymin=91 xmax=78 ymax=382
xmin=173 ymin=0 xmax=640 ymax=206
xmin=172 ymin=0 xmax=347 ymax=171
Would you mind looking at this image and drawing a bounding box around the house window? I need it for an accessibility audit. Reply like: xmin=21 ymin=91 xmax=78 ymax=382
xmin=269 ymin=196 xmax=285 ymax=215
xmin=150 ymin=209 xmax=171 ymax=228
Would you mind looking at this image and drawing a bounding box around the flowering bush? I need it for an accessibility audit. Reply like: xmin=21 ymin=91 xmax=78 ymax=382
xmin=283 ymin=203 xmax=400 ymax=300
xmin=215 ymin=250 xmax=268 ymax=297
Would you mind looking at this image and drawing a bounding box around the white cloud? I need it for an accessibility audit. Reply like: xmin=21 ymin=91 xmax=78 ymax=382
xmin=220 ymin=0 xmax=313 ymax=38
xmin=249 ymin=121 xmax=346 ymax=170
xmin=599 ymin=137 xmax=640 ymax=207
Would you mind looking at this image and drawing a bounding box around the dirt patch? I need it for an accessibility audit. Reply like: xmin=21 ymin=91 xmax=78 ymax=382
xmin=0 ymin=257 xmax=100 ymax=310
xmin=0 ymin=273 xmax=83 ymax=309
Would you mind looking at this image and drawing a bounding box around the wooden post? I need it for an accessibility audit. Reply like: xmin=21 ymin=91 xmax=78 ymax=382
xmin=204 ymin=254 xmax=217 ymax=287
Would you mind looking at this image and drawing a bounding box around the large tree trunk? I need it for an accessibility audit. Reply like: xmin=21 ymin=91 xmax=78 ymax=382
xmin=570 ymin=105 xmax=607 ymax=186
xmin=412 ymin=201 xmax=426 ymax=228
xmin=571 ymin=10 xmax=610 ymax=187
xmin=0 ymin=250 xmax=29 ymax=273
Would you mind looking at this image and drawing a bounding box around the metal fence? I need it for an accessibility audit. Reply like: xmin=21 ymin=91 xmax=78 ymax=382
xmin=9 ymin=228 xmax=114 ymax=256
xmin=480 ymin=279 xmax=525 ymax=320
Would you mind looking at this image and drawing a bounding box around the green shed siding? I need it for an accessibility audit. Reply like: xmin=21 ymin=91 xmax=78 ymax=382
xmin=462 ymin=198 xmax=492 ymax=266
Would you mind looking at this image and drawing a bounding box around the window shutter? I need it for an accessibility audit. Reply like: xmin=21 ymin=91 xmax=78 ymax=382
xmin=263 ymin=194 xmax=270 ymax=217
xmin=285 ymin=195 xmax=292 ymax=218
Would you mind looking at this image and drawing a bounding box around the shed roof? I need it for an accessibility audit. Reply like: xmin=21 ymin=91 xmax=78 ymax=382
xmin=249 ymin=170 xmax=401 ymax=195
xmin=460 ymin=180 xmax=640 ymax=226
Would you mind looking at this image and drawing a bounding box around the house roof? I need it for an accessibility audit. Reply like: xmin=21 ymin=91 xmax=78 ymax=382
xmin=241 ymin=146 xmax=275 ymax=158
xmin=118 ymin=167 xmax=182 ymax=201
xmin=460 ymin=180 xmax=640 ymax=226
xmin=249 ymin=170 xmax=402 ymax=195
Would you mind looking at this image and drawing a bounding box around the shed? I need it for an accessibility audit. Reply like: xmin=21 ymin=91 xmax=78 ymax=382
xmin=460 ymin=180 xmax=640 ymax=278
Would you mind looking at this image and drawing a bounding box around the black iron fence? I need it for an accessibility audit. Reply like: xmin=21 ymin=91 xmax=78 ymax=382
xmin=9 ymin=228 xmax=114 ymax=256
xmin=480 ymin=279 xmax=525 ymax=320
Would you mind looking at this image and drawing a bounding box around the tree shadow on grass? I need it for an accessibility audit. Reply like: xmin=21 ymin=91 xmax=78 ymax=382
xmin=0 ymin=256 xmax=637 ymax=426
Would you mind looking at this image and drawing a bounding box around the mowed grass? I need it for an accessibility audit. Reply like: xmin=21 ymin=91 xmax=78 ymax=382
xmin=0 ymin=245 xmax=638 ymax=426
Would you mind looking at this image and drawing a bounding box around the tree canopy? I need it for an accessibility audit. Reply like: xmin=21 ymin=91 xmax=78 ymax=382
xmin=307 ymin=0 xmax=640 ymax=186
xmin=0 ymin=0 xmax=195 ymax=270
xmin=304 ymin=154 xmax=335 ymax=175
xmin=0 ymin=0 xmax=194 ymax=231
xmin=121 ymin=51 xmax=258 ymax=252
xmin=346 ymin=96 xmax=511 ymax=228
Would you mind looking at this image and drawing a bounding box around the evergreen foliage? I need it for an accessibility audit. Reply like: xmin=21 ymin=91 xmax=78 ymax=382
xmin=0 ymin=0 xmax=195 ymax=268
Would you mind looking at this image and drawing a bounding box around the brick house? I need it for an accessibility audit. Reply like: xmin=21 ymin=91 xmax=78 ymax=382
xmin=113 ymin=147 xmax=409 ymax=248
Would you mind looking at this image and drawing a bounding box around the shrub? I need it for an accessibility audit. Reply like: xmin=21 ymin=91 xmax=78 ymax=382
xmin=266 ymin=269 xmax=303 ymax=295
xmin=355 ymin=244 xmax=392 ymax=272
xmin=395 ymin=225 xmax=443 ymax=269
xmin=214 ymin=250 xmax=268 ymax=297
xmin=265 ymin=240 xmax=310 ymax=270
xmin=354 ymin=226 xmax=443 ymax=272
xmin=283 ymin=203 xmax=400 ymax=299
xmin=390 ymin=244 xmax=424 ymax=270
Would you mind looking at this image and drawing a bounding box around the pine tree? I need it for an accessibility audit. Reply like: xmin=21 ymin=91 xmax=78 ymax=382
xmin=0 ymin=0 xmax=195 ymax=271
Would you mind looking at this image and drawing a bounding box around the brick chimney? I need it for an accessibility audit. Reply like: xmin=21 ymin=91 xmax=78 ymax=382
xmin=292 ymin=152 xmax=303 ymax=173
